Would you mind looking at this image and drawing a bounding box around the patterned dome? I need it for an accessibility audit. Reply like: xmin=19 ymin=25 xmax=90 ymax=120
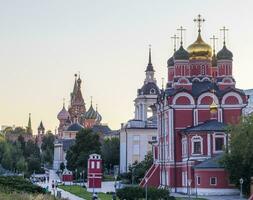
xmin=174 ymin=46 xmax=189 ymax=60
xmin=57 ymin=105 xmax=70 ymax=120
xmin=83 ymin=104 xmax=97 ymax=119
xmin=96 ymin=111 xmax=102 ymax=123
xmin=217 ymin=45 xmax=233 ymax=60
xmin=139 ymin=82 xmax=160 ymax=95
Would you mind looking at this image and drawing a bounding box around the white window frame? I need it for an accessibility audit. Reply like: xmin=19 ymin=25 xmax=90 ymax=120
xmin=210 ymin=177 xmax=217 ymax=186
xmin=197 ymin=176 xmax=201 ymax=185
xmin=191 ymin=136 xmax=203 ymax=155
xmin=182 ymin=137 xmax=187 ymax=157
xmin=91 ymin=161 xmax=95 ymax=169
xmin=213 ymin=133 xmax=226 ymax=154
xmin=96 ymin=161 xmax=100 ymax=169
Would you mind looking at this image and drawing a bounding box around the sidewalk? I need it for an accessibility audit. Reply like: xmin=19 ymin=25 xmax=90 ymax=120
xmin=37 ymin=170 xmax=84 ymax=200
xmin=171 ymin=192 xmax=246 ymax=200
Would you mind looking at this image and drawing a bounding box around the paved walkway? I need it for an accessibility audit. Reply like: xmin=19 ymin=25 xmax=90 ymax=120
xmin=37 ymin=170 xmax=84 ymax=200
xmin=171 ymin=192 xmax=246 ymax=200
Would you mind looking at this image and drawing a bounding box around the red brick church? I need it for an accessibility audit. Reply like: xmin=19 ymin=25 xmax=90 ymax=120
xmin=140 ymin=15 xmax=248 ymax=195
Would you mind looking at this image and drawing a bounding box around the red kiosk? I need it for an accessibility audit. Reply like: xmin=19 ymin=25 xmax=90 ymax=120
xmin=87 ymin=154 xmax=102 ymax=192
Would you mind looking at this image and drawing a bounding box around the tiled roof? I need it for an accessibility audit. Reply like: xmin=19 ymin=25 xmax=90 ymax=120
xmin=92 ymin=124 xmax=111 ymax=135
xmin=66 ymin=123 xmax=84 ymax=132
xmin=183 ymin=120 xmax=226 ymax=133
xmin=194 ymin=154 xmax=224 ymax=169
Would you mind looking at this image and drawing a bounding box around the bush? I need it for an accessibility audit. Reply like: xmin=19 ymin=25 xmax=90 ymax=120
xmin=116 ymin=186 xmax=172 ymax=200
xmin=0 ymin=176 xmax=45 ymax=194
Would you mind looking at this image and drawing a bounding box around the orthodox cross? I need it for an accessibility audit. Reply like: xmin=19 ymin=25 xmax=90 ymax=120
xmin=177 ymin=26 xmax=186 ymax=46
xmin=194 ymin=14 xmax=205 ymax=33
xmin=220 ymin=26 xmax=229 ymax=45
xmin=210 ymin=35 xmax=218 ymax=53
xmin=171 ymin=34 xmax=179 ymax=52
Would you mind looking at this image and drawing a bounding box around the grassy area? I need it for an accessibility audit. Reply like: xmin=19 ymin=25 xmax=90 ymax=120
xmin=176 ymin=197 xmax=207 ymax=200
xmin=59 ymin=185 xmax=115 ymax=200
xmin=0 ymin=191 xmax=62 ymax=200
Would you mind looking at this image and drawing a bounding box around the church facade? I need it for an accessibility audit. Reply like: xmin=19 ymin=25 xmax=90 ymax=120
xmin=140 ymin=15 xmax=248 ymax=195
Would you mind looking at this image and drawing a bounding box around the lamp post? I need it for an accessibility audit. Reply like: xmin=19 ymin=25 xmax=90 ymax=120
xmin=82 ymin=170 xmax=85 ymax=187
xmin=240 ymin=178 xmax=244 ymax=198
xmin=112 ymin=175 xmax=118 ymax=200
xmin=92 ymin=173 xmax=95 ymax=196
xmin=75 ymin=169 xmax=77 ymax=186
xmin=145 ymin=177 xmax=148 ymax=200
xmin=195 ymin=176 xmax=198 ymax=199
xmin=188 ymin=179 xmax=192 ymax=200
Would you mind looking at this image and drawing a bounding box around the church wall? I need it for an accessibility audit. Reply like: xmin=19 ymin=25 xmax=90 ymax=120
xmin=223 ymin=109 xmax=241 ymax=124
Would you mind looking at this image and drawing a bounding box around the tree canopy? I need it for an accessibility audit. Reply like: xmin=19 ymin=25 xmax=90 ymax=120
xmin=222 ymin=115 xmax=253 ymax=196
xmin=66 ymin=129 xmax=101 ymax=171
xmin=101 ymin=137 xmax=120 ymax=172
xmin=41 ymin=131 xmax=55 ymax=166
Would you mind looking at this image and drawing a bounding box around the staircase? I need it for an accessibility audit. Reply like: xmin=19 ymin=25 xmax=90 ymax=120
xmin=139 ymin=164 xmax=160 ymax=188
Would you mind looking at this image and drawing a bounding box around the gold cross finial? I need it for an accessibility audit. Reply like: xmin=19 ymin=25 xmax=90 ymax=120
xmin=171 ymin=34 xmax=179 ymax=52
xmin=220 ymin=26 xmax=229 ymax=46
xmin=177 ymin=26 xmax=186 ymax=46
xmin=194 ymin=14 xmax=205 ymax=33
xmin=210 ymin=35 xmax=218 ymax=54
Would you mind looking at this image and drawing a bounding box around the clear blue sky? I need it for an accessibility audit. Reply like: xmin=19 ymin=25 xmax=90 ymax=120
xmin=0 ymin=0 xmax=252 ymax=132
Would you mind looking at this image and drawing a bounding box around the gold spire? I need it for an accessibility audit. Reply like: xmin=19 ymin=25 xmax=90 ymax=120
xmin=187 ymin=14 xmax=212 ymax=60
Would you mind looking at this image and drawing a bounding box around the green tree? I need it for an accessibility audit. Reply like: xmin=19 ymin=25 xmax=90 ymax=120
xmin=66 ymin=129 xmax=101 ymax=171
xmin=101 ymin=137 xmax=120 ymax=172
xmin=128 ymin=151 xmax=153 ymax=184
xmin=41 ymin=131 xmax=55 ymax=165
xmin=222 ymin=115 xmax=253 ymax=196
xmin=16 ymin=157 xmax=28 ymax=173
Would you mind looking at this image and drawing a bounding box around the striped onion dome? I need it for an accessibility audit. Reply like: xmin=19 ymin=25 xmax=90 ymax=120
xmin=96 ymin=111 xmax=102 ymax=123
xmin=57 ymin=105 xmax=70 ymax=120
xmin=83 ymin=104 xmax=97 ymax=119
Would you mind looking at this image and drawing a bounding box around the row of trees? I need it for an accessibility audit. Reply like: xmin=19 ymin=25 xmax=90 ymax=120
xmin=0 ymin=127 xmax=55 ymax=176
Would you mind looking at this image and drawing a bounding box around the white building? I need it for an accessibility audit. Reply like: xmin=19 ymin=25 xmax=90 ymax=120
xmin=120 ymin=47 xmax=160 ymax=173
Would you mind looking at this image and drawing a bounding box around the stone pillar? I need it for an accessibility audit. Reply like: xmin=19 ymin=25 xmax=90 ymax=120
xmin=251 ymin=177 xmax=253 ymax=196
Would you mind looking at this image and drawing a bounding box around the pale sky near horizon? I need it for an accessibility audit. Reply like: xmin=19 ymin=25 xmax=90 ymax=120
xmin=0 ymin=0 xmax=253 ymax=132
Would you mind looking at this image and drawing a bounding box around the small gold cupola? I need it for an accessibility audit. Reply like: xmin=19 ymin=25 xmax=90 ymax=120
xmin=187 ymin=14 xmax=212 ymax=60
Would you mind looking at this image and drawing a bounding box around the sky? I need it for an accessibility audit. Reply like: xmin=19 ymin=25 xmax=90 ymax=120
xmin=0 ymin=0 xmax=253 ymax=132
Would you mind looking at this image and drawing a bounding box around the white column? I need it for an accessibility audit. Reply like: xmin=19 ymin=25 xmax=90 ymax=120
xmin=207 ymin=133 xmax=211 ymax=156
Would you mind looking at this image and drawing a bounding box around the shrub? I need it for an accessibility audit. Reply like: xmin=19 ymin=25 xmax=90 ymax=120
xmin=116 ymin=186 xmax=172 ymax=200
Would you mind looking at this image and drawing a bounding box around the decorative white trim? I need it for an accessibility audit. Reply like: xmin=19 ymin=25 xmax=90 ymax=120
xmin=191 ymin=136 xmax=203 ymax=155
xmin=221 ymin=92 xmax=243 ymax=105
xmin=197 ymin=92 xmax=219 ymax=105
xmin=212 ymin=132 xmax=226 ymax=153
xmin=172 ymin=92 xmax=195 ymax=105
xmin=210 ymin=177 xmax=217 ymax=186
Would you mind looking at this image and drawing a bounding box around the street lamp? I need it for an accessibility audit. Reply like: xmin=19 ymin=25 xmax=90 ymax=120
xmin=195 ymin=176 xmax=198 ymax=199
xmin=92 ymin=173 xmax=95 ymax=196
xmin=188 ymin=179 xmax=192 ymax=200
xmin=145 ymin=177 xmax=148 ymax=200
xmin=240 ymin=178 xmax=244 ymax=198
xmin=112 ymin=175 xmax=118 ymax=200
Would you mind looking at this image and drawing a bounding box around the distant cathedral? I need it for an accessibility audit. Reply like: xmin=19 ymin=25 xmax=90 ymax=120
xmin=53 ymin=74 xmax=107 ymax=170
xmin=57 ymin=74 xmax=102 ymax=138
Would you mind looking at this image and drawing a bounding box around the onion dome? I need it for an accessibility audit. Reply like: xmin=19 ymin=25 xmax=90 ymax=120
xmin=66 ymin=122 xmax=84 ymax=132
xmin=187 ymin=33 xmax=212 ymax=60
xmin=57 ymin=105 xmax=70 ymax=120
xmin=217 ymin=45 xmax=233 ymax=60
xmin=174 ymin=46 xmax=189 ymax=60
xmin=96 ymin=111 xmax=102 ymax=123
xmin=167 ymin=56 xmax=174 ymax=67
xmin=83 ymin=104 xmax=97 ymax=119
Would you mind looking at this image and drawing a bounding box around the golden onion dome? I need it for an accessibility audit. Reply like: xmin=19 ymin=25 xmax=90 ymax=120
xmin=187 ymin=32 xmax=212 ymax=60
